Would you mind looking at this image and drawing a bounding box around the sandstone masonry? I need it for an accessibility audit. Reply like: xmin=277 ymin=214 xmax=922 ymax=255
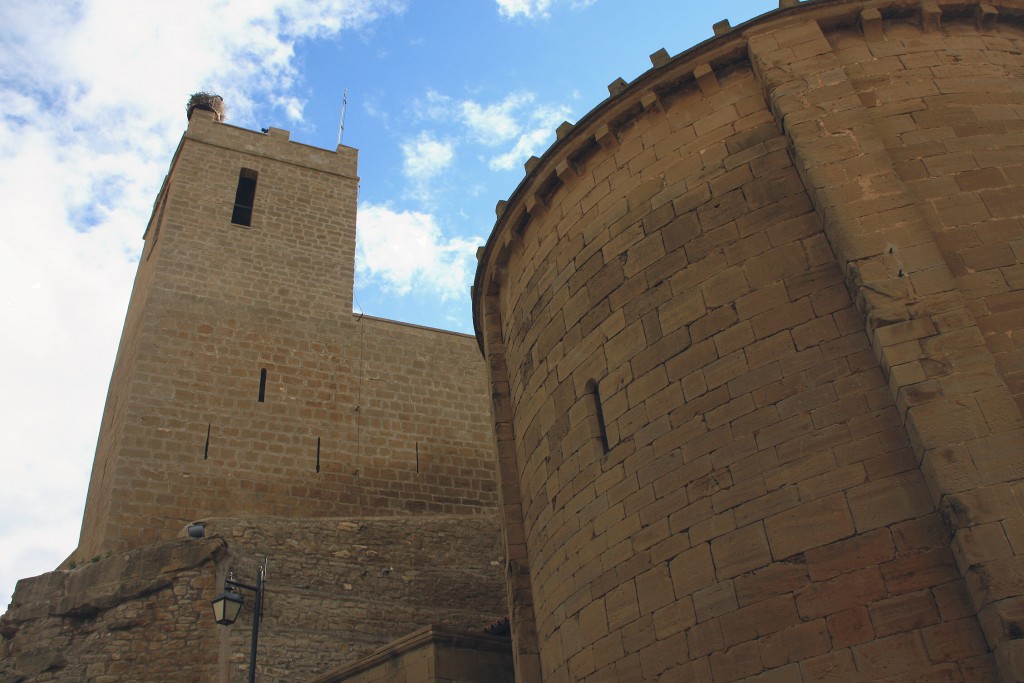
xmin=0 ymin=516 xmax=505 ymax=681
xmin=1 ymin=105 xmax=506 ymax=681
xmin=77 ymin=112 xmax=498 ymax=558
xmin=6 ymin=1 xmax=1024 ymax=681
xmin=474 ymin=1 xmax=1024 ymax=681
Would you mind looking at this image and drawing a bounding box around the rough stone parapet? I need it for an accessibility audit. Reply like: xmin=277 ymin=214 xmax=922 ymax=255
xmin=0 ymin=537 xmax=223 ymax=682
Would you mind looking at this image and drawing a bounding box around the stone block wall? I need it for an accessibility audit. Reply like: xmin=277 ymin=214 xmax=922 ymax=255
xmin=1 ymin=515 xmax=505 ymax=682
xmin=353 ymin=316 xmax=500 ymax=515
xmin=311 ymin=625 xmax=514 ymax=683
xmin=473 ymin=1 xmax=1024 ymax=681
xmin=76 ymin=112 xmax=498 ymax=558
xmin=828 ymin=15 xmax=1024 ymax=421
xmin=206 ymin=516 xmax=506 ymax=681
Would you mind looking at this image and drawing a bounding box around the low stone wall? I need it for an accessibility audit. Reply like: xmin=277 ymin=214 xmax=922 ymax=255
xmin=206 ymin=515 xmax=506 ymax=681
xmin=0 ymin=514 xmax=505 ymax=682
xmin=0 ymin=537 xmax=223 ymax=682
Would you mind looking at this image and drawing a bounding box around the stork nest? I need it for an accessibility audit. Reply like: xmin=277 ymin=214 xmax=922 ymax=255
xmin=186 ymin=92 xmax=226 ymax=122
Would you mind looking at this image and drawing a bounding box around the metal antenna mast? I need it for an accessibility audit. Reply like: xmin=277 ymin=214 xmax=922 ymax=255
xmin=337 ymin=89 xmax=348 ymax=146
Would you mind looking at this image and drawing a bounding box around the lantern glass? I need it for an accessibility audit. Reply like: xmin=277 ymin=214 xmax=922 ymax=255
xmin=211 ymin=590 xmax=244 ymax=625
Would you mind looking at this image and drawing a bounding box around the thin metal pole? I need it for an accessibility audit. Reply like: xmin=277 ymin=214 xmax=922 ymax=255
xmin=337 ymin=89 xmax=348 ymax=147
xmin=248 ymin=566 xmax=263 ymax=683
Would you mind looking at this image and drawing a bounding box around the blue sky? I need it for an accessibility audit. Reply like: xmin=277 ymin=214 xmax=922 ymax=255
xmin=0 ymin=0 xmax=778 ymax=609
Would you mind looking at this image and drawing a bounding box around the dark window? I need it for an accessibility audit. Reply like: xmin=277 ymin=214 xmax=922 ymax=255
xmin=258 ymin=368 xmax=267 ymax=402
xmin=232 ymin=168 xmax=258 ymax=226
xmin=586 ymin=380 xmax=610 ymax=455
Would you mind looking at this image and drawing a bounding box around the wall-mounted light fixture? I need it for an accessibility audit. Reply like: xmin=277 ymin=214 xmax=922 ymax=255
xmin=211 ymin=565 xmax=265 ymax=683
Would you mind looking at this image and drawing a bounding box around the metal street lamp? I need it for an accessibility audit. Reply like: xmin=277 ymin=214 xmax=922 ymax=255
xmin=211 ymin=588 xmax=244 ymax=625
xmin=211 ymin=566 xmax=265 ymax=683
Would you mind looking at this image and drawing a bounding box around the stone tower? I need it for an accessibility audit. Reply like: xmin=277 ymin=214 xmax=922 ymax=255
xmin=0 ymin=105 xmax=507 ymax=680
xmin=474 ymin=1 xmax=1024 ymax=680
xmin=76 ymin=106 xmax=498 ymax=559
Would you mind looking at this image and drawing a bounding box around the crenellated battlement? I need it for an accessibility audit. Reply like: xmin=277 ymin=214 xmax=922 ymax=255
xmin=184 ymin=109 xmax=358 ymax=179
xmin=476 ymin=1 xmax=1023 ymax=319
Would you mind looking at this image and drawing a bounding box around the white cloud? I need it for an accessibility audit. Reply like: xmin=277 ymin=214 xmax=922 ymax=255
xmin=356 ymin=204 xmax=480 ymax=301
xmin=417 ymin=90 xmax=572 ymax=173
xmin=0 ymin=0 xmax=404 ymax=611
xmin=496 ymin=0 xmax=595 ymax=19
xmin=401 ymin=131 xmax=455 ymax=182
xmin=496 ymin=0 xmax=553 ymax=18
xmin=487 ymin=102 xmax=572 ymax=170
xmin=273 ymin=95 xmax=306 ymax=122
xmin=417 ymin=90 xmax=453 ymax=120
xmin=460 ymin=92 xmax=536 ymax=146
xmin=489 ymin=126 xmax=557 ymax=171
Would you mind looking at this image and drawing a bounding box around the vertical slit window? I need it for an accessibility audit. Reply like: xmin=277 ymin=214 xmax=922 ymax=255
xmin=587 ymin=380 xmax=610 ymax=455
xmin=258 ymin=368 xmax=267 ymax=403
xmin=232 ymin=168 xmax=258 ymax=226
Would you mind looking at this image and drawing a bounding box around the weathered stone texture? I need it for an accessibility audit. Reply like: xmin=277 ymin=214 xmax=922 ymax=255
xmin=0 ymin=537 xmax=224 ymax=682
xmin=474 ymin=2 xmax=1024 ymax=681
xmin=208 ymin=516 xmax=505 ymax=681
xmin=1 ymin=516 xmax=505 ymax=682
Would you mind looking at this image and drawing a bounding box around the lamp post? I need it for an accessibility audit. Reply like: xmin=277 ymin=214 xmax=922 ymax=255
xmin=211 ymin=566 xmax=265 ymax=683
